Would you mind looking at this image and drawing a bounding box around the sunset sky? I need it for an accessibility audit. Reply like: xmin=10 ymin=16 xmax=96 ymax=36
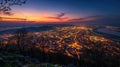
xmin=1 ymin=0 xmax=120 ymax=23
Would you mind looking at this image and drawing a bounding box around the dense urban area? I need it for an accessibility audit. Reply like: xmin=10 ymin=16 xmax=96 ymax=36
xmin=0 ymin=25 xmax=120 ymax=67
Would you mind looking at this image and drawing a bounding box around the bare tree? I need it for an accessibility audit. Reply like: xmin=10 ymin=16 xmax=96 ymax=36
xmin=0 ymin=0 xmax=27 ymax=31
xmin=0 ymin=0 xmax=26 ymax=15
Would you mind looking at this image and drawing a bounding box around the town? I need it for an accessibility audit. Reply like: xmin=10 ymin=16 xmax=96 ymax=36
xmin=0 ymin=25 xmax=120 ymax=66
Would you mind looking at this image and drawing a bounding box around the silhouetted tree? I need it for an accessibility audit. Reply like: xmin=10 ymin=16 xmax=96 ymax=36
xmin=0 ymin=0 xmax=26 ymax=15
xmin=15 ymin=28 xmax=28 ymax=53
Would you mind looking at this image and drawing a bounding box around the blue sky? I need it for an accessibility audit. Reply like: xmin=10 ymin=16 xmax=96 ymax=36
xmin=2 ymin=0 xmax=120 ymax=23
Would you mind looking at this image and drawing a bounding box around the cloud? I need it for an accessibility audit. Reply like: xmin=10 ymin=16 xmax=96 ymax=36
xmin=69 ymin=15 xmax=103 ymax=22
xmin=0 ymin=17 xmax=27 ymax=21
xmin=68 ymin=14 xmax=120 ymax=26
xmin=46 ymin=12 xmax=68 ymax=20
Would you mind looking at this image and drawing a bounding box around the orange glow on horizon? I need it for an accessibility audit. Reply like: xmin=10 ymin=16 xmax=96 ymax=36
xmin=0 ymin=8 xmax=86 ymax=23
xmin=0 ymin=10 xmax=73 ymax=23
xmin=0 ymin=15 xmax=69 ymax=23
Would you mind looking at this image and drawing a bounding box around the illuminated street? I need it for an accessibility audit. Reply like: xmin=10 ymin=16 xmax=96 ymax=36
xmin=0 ymin=26 xmax=119 ymax=61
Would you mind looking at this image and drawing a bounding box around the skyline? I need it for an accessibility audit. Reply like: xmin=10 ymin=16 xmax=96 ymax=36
xmin=0 ymin=0 xmax=120 ymax=23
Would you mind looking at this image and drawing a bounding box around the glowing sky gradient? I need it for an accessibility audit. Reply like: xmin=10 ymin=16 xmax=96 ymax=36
xmin=1 ymin=0 xmax=120 ymax=23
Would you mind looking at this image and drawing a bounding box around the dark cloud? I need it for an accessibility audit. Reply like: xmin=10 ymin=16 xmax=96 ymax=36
xmin=57 ymin=13 xmax=65 ymax=18
xmin=46 ymin=12 xmax=68 ymax=20
xmin=69 ymin=15 xmax=120 ymax=26
xmin=69 ymin=15 xmax=103 ymax=22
